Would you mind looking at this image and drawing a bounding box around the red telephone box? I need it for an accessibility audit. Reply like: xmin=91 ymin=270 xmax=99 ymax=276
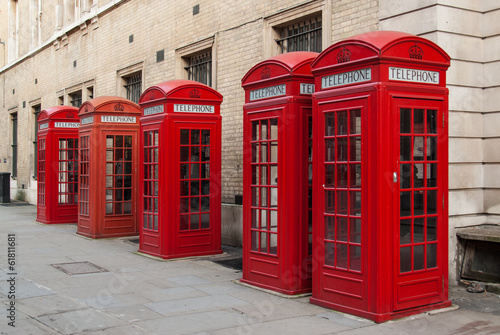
xmin=138 ymin=80 xmax=223 ymax=259
xmin=36 ymin=106 xmax=80 ymax=224
xmin=310 ymin=31 xmax=451 ymax=322
xmin=77 ymin=97 xmax=141 ymax=238
xmin=241 ymin=52 xmax=318 ymax=294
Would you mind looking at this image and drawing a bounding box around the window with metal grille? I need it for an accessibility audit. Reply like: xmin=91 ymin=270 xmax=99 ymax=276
xmin=11 ymin=113 xmax=18 ymax=178
xmin=124 ymin=73 xmax=142 ymax=103
xmin=185 ymin=51 xmax=212 ymax=87
xmin=276 ymin=17 xmax=322 ymax=53
xmin=33 ymin=105 xmax=41 ymax=179
xmin=69 ymin=91 xmax=82 ymax=107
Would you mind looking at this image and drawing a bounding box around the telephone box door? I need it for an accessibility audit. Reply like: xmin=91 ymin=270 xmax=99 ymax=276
xmin=393 ymin=97 xmax=447 ymax=311
xmin=176 ymin=121 xmax=220 ymax=255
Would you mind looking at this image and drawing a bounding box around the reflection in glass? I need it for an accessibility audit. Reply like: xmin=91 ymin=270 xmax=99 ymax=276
xmin=350 ymin=109 xmax=361 ymax=134
xmin=325 ymin=139 xmax=335 ymax=162
xmin=337 ymin=164 xmax=348 ymax=188
xmin=427 ymin=217 xmax=437 ymax=241
xmin=325 ymin=216 xmax=335 ymax=239
xmin=414 ymin=109 xmax=424 ymax=133
xmin=400 ymin=108 xmax=411 ymax=133
xmin=414 ymin=217 xmax=425 ymax=243
xmin=414 ymin=191 xmax=424 ymax=215
xmin=325 ymin=242 xmax=335 ymax=266
xmin=337 ymin=217 xmax=348 ymax=242
xmin=337 ymin=138 xmax=348 ymax=161
xmin=325 ymin=113 xmax=335 ymax=136
xmin=270 ymin=119 xmax=278 ymax=140
xmin=400 ymin=219 xmax=411 ymax=244
xmin=337 ymin=111 xmax=348 ymax=135
xmin=325 ymin=191 xmax=335 ymax=214
xmin=400 ymin=246 xmax=412 ymax=272
xmin=427 ymin=243 xmax=437 ymax=268
xmin=427 ymin=109 xmax=437 ymax=134
xmin=337 ymin=243 xmax=348 ymax=269
xmin=414 ymin=244 xmax=425 ymax=270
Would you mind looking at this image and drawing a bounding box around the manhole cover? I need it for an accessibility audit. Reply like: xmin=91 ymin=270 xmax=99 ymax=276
xmin=51 ymin=261 xmax=108 ymax=275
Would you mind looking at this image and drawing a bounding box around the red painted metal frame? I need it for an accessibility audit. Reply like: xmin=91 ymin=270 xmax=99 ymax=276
xmin=241 ymin=51 xmax=318 ymax=295
xmin=310 ymin=31 xmax=451 ymax=322
xmin=77 ymin=96 xmax=141 ymax=238
xmin=138 ymin=80 xmax=223 ymax=259
xmin=36 ymin=106 xmax=80 ymax=224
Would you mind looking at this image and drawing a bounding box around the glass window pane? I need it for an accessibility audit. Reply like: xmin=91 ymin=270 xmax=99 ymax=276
xmin=106 ymin=203 xmax=113 ymax=215
xmin=414 ymin=191 xmax=424 ymax=215
xmin=337 ymin=164 xmax=348 ymax=188
xmin=260 ymin=143 xmax=268 ymax=163
xmin=252 ymin=121 xmax=259 ymax=141
xmin=350 ymin=191 xmax=361 ymax=216
xmin=251 ymin=209 xmax=258 ymax=228
xmin=260 ymin=166 xmax=267 ymax=185
xmin=401 ymin=164 xmax=412 ymax=189
xmin=427 ymin=243 xmax=437 ymax=268
xmin=201 ymin=147 xmax=210 ymax=161
xmin=414 ymin=217 xmax=425 ymax=243
xmin=427 ymin=137 xmax=437 ymax=160
xmin=400 ymin=108 xmax=411 ymax=133
xmin=261 ymin=121 xmax=268 ymax=140
xmin=427 ymin=109 xmax=437 ymax=134
xmin=190 ymin=163 xmax=199 ymax=179
xmin=201 ymin=180 xmax=210 ymax=195
xmin=325 ymin=242 xmax=335 ymax=267
xmin=124 ymin=136 xmax=132 ymax=147
xmin=252 ymin=165 xmax=259 ymax=185
xmin=180 ymin=215 xmax=189 ymax=230
xmin=251 ymin=231 xmax=259 ymax=251
xmin=427 ymin=217 xmax=437 ymax=241
xmin=414 ymin=244 xmax=425 ymax=271
xmin=350 ymin=137 xmax=361 ymax=161
xmin=191 ymin=214 xmax=200 ymax=230
xmin=260 ymin=209 xmax=268 ymax=230
xmin=191 ymin=129 xmax=200 ymax=145
xmin=260 ymin=187 xmax=267 ymax=207
xmin=325 ymin=216 xmax=335 ymax=240
xmin=325 ymin=139 xmax=335 ymax=162
xmin=325 ymin=191 xmax=335 ymax=214
xmin=201 ymin=129 xmax=210 ymax=144
xmin=200 ymin=197 xmax=210 ymax=212
xmin=180 ymin=129 xmax=190 ymax=145
xmin=400 ymin=246 xmax=412 ymax=273
xmin=349 ymin=245 xmax=361 ymax=271
xmin=106 ymin=136 xmax=114 ymax=148
xmin=116 ymin=135 xmax=123 ymax=147
xmin=325 ymin=113 xmax=335 ymax=136
xmin=337 ymin=217 xmax=348 ymax=242
xmin=337 ymin=191 xmax=348 ymax=215
xmin=349 ymin=109 xmax=361 ymax=134
xmin=427 ymin=190 xmax=437 ymax=214
xmin=270 ymin=143 xmax=278 ymax=163
xmin=337 ymin=111 xmax=348 ymax=135
xmin=191 ymin=181 xmax=199 ymax=196
xmin=191 ymin=147 xmax=200 ymax=162
xmin=337 ymin=243 xmax=348 ymax=269
xmin=400 ymin=191 xmax=411 ymax=217
xmin=337 ymin=138 xmax=348 ymax=161
xmin=400 ymin=219 xmax=412 ymax=244
xmin=270 ymin=165 xmax=278 ymax=186
xmin=350 ymin=218 xmax=361 ymax=243
xmin=201 ymin=213 xmax=210 ymax=229
xmin=270 ymin=210 xmax=277 ymax=232
xmin=400 ymin=137 xmax=412 ymax=161
xmin=414 ymin=136 xmax=425 ymax=161
xmin=350 ymin=164 xmax=361 ymax=188
xmin=414 ymin=109 xmax=425 ymax=133
xmin=414 ymin=163 xmax=424 ymax=188
xmin=269 ymin=233 xmax=277 ymax=255
xmin=270 ymin=119 xmax=278 ymax=140
xmin=325 ymin=164 xmax=334 ymax=187
xmin=260 ymin=232 xmax=267 ymax=253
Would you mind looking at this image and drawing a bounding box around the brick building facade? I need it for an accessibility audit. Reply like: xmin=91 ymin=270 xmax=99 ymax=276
xmin=0 ymin=0 xmax=499 ymax=284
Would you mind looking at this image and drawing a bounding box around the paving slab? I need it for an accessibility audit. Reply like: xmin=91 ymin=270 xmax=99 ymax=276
xmin=36 ymin=309 xmax=127 ymax=334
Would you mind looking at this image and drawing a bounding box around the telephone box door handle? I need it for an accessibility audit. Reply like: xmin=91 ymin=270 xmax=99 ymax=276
xmin=393 ymin=172 xmax=398 ymax=183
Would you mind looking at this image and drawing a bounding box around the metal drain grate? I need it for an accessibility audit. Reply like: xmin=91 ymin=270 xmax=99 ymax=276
xmin=51 ymin=261 xmax=108 ymax=275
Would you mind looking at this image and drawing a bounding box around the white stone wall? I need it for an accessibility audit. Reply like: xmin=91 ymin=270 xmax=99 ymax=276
xmin=380 ymin=1 xmax=500 ymax=283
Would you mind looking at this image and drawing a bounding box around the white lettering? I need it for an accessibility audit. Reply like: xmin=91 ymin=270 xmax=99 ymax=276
xmin=54 ymin=122 xmax=80 ymax=128
xmin=173 ymin=104 xmax=215 ymax=113
xmin=389 ymin=67 xmax=439 ymax=84
xmin=322 ymin=68 xmax=372 ymax=89
xmin=144 ymin=105 xmax=164 ymax=116
xmin=100 ymin=115 xmax=136 ymax=123
xmin=38 ymin=123 xmax=49 ymax=130
xmin=300 ymin=83 xmax=315 ymax=95
xmin=81 ymin=116 xmax=94 ymax=125
xmin=249 ymin=84 xmax=286 ymax=101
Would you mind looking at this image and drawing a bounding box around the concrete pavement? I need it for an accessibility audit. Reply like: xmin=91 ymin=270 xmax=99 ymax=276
xmin=0 ymin=204 xmax=499 ymax=335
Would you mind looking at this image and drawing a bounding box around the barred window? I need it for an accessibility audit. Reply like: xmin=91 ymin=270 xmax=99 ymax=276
xmin=276 ymin=17 xmax=322 ymax=53
xmin=69 ymin=91 xmax=82 ymax=108
xmin=124 ymin=73 xmax=142 ymax=103
xmin=185 ymin=51 xmax=212 ymax=87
